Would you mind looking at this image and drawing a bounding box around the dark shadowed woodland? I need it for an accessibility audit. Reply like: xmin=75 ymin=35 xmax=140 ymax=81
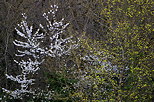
xmin=0 ymin=0 xmax=154 ymax=101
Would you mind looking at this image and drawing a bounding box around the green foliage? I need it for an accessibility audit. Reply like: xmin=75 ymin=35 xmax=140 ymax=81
xmin=72 ymin=0 xmax=154 ymax=101
xmin=43 ymin=72 xmax=78 ymax=102
xmin=98 ymin=0 xmax=154 ymax=101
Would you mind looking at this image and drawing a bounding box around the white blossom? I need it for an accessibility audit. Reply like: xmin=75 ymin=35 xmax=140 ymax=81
xmin=40 ymin=5 xmax=78 ymax=57
xmin=2 ymin=13 xmax=43 ymax=98
xmin=2 ymin=88 xmax=34 ymax=99
xmin=14 ymin=14 xmax=45 ymax=59
xmin=3 ymin=4 xmax=78 ymax=99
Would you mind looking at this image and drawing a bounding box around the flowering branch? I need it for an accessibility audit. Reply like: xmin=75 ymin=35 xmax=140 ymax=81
xmin=2 ymin=13 xmax=43 ymax=99
xmin=3 ymin=4 xmax=78 ymax=99
xmin=40 ymin=5 xmax=77 ymax=57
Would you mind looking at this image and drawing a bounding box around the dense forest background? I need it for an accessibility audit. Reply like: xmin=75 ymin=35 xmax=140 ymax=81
xmin=0 ymin=0 xmax=154 ymax=101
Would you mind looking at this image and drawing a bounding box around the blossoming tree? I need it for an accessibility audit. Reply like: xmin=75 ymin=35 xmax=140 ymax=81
xmin=2 ymin=4 xmax=77 ymax=99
